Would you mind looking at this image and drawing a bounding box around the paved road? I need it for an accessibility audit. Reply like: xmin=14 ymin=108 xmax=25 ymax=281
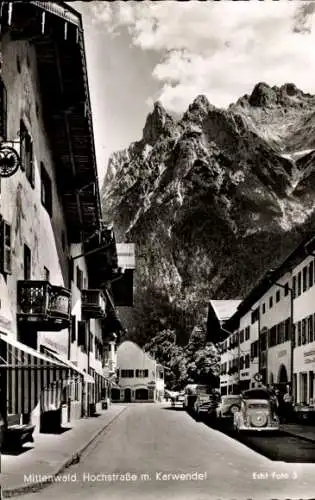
xmin=21 ymin=404 xmax=315 ymax=500
xmin=207 ymin=419 xmax=315 ymax=462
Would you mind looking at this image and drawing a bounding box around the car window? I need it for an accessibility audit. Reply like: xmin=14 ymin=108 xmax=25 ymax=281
xmin=197 ymin=386 xmax=211 ymax=395
xmin=223 ymin=397 xmax=240 ymax=404
xmin=242 ymin=389 xmax=271 ymax=400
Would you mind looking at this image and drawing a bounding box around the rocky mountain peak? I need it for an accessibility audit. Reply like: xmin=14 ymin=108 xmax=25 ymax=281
xmin=102 ymin=82 xmax=315 ymax=346
xmin=142 ymin=101 xmax=175 ymax=145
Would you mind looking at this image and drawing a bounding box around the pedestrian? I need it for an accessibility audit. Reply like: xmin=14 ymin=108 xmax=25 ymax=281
xmin=283 ymin=387 xmax=293 ymax=423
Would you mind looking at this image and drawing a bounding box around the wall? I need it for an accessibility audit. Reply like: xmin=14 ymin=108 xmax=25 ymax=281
xmin=0 ymin=36 xmax=70 ymax=345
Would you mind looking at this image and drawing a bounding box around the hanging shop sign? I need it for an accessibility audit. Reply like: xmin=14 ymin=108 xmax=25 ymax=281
xmin=253 ymin=372 xmax=263 ymax=382
xmin=0 ymin=143 xmax=21 ymax=178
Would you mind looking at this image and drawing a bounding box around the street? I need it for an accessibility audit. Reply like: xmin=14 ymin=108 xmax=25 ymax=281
xmin=20 ymin=403 xmax=315 ymax=500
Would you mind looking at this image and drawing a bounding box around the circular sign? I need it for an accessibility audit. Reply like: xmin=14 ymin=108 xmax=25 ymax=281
xmin=254 ymin=373 xmax=263 ymax=382
xmin=0 ymin=144 xmax=21 ymax=178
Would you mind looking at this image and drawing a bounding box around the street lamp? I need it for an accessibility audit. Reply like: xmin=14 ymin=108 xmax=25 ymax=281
xmin=266 ymin=270 xmax=295 ymax=397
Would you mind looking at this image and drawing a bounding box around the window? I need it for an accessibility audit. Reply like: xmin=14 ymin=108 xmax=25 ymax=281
xmin=262 ymin=303 xmax=266 ymax=314
xmin=0 ymin=79 xmax=7 ymax=140
xmin=78 ymin=321 xmax=87 ymax=352
xmin=44 ymin=266 xmax=50 ymax=281
xmin=308 ymin=315 xmax=313 ymax=344
xmin=20 ymin=120 xmax=34 ymax=186
xmin=302 ymin=319 xmax=307 ymax=345
xmin=251 ymin=308 xmax=259 ymax=324
xmin=240 ymin=330 xmax=244 ymax=344
xmin=303 ymin=266 xmax=308 ymax=292
xmin=309 ymin=262 xmax=314 ymax=289
xmin=269 ymin=296 xmax=273 ymax=309
xmin=284 ymin=318 xmax=290 ymax=342
xmin=292 ymin=276 xmax=297 ymax=298
xmin=23 ymin=244 xmax=31 ymax=280
xmin=16 ymin=55 xmax=21 ymax=73
xmin=68 ymin=258 xmax=73 ymax=287
xmin=278 ymin=321 xmax=285 ymax=344
xmin=0 ymin=220 xmax=12 ymax=274
xmin=297 ymin=321 xmax=302 ymax=346
xmin=245 ymin=354 xmax=250 ymax=369
xmin=76 ymin=267 xmax=83 ymax=290
xmin=135 ymin=369 xmax=149 ymax=378
xmin=276 ymin=290 xmax=280 ymax=303
xmin=41 ymin=163 xmax=52 ymax=216
xmin=89 ymin=333 xmax=93 ymax=352
xmin=297 ymin=272 xmax=302 ymax=296
xmin=121 ymin=370 xmax=134 ymax=378
xmin=245 ymin=326 xmax=250 ymax=341
xmin=284 ymin=283 xmax=289 ymax=296
xmin=71 ymin=315 xmax=76 ymax=343
xmin=250 ymin=341 xmax=258 ymax=359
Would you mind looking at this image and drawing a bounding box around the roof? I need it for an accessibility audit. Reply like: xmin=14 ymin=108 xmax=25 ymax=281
xmin=209 ymin=300 xmax=242 ymax=322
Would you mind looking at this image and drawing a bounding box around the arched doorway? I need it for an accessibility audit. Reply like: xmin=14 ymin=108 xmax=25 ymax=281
xmin=278 ymin=364 xmax=288 ymax=393
xmin=124 ymin=388 xmax=132 ymax=402
xmin=111 ymin=388 xmax=120 ymax=401
xmin=135 ymin=388 xmax=148 ymax=401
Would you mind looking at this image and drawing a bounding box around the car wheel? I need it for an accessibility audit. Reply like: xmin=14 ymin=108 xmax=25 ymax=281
xmin=230 ymin=405 xmax=240 ymax=415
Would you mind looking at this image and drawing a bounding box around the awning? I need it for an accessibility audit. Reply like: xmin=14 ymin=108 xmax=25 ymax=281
xmin=42 ymin=346 xmax=95 ymax=384
xmin=0 ymin=333 xmax=67 ymax=369
xmin=0 ymin=333 xmax=71 ymax=415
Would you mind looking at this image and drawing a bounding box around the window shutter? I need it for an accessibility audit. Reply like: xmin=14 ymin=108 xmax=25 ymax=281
xmin=78 ymin=320 xmax=87 ymax=351
xmin=0 ymin=80 xmax=7 ymax=141
xmin=0 ymin=219 xmax=12 ymax=275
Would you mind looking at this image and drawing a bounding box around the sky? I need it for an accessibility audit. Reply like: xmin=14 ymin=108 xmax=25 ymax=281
xmin=74 ymin=1 xmax=315 ymax=182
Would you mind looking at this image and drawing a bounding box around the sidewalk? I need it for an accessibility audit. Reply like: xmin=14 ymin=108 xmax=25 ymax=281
xmin=1 ymin=404 xmax=127 ymax=498
xmin=281 ymin=422 xmax=315 ymax=443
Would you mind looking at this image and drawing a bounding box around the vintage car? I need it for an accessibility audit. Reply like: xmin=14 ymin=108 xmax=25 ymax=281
xmin=233 ymin=388 xmax=280 ymax=432
xmin=216 ymin=395 xmax=242 ymax=422
xmin=193 ymin=385 xmax=216 ymax=420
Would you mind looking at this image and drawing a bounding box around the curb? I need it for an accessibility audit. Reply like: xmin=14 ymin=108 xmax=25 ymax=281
xmin=2 ymin=406 xmax=127 ymax=498
xmin=281 ymin=429 xmax=315 ymax=444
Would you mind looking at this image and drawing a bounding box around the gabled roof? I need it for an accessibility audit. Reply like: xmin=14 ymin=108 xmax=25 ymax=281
xmin=209 ymin=300 xmax=242 ymax=322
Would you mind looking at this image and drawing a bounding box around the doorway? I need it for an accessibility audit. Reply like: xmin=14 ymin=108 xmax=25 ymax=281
xmin=124 ymin=388 xmax=132 ymax=402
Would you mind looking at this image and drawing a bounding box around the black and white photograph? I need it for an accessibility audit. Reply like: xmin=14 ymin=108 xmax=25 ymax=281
xmin=1 ymin=1 xmax=315 ymax=499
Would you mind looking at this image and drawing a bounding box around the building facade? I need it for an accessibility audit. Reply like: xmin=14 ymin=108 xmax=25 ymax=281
xmin=218 ymin=235 xmax=315 ymax=406
xmin=0 ymin=2 xmax=128 ymax=440
xmin=112 ymin=341 xmax=164 ymax=403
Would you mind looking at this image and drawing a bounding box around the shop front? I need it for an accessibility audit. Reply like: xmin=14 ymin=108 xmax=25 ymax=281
xmin=294 ymin=344 xmax=315 ymax=405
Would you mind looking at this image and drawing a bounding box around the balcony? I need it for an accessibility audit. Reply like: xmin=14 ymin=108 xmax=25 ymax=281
xmin=81 ymin=289 xmax=106 ymax=318
xmin=17 ymin=281 xmax=71 ymax=330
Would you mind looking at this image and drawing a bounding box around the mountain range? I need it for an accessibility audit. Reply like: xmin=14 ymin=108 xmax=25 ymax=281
xmin=101 ymin=82 xmax=315 ymax=345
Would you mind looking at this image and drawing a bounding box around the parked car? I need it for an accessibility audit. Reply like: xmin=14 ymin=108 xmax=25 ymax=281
xmin=193 ymin=386 xmax=218 ymax=420
xmin=183 ymin=384 xmax=198 ymax=413
xmin=216 ymin=395 xmax=242 ymax=422
xmin=233 ymin=388 xmax=280 ymax=433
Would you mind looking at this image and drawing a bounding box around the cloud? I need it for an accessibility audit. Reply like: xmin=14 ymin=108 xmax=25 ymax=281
xmin=88 ymin=1 xmax=315 ymax=113
xmin=293 ymin=1 xmax=315 ymax=33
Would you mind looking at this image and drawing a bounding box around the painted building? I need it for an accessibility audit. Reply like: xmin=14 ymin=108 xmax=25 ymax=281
xmin=0 ymin=1 xmax=126 ymax=439
xmin=219 ymin=235 xmax=315 ymax=406
xmin=113 ymin=341 xmax=165 ymax=403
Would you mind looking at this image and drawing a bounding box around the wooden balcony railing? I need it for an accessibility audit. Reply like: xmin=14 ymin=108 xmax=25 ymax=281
xmin=17 ymin=280 xmax=71 ymax=331
xmin=81 ymin=289 xmax=106 ymax=318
